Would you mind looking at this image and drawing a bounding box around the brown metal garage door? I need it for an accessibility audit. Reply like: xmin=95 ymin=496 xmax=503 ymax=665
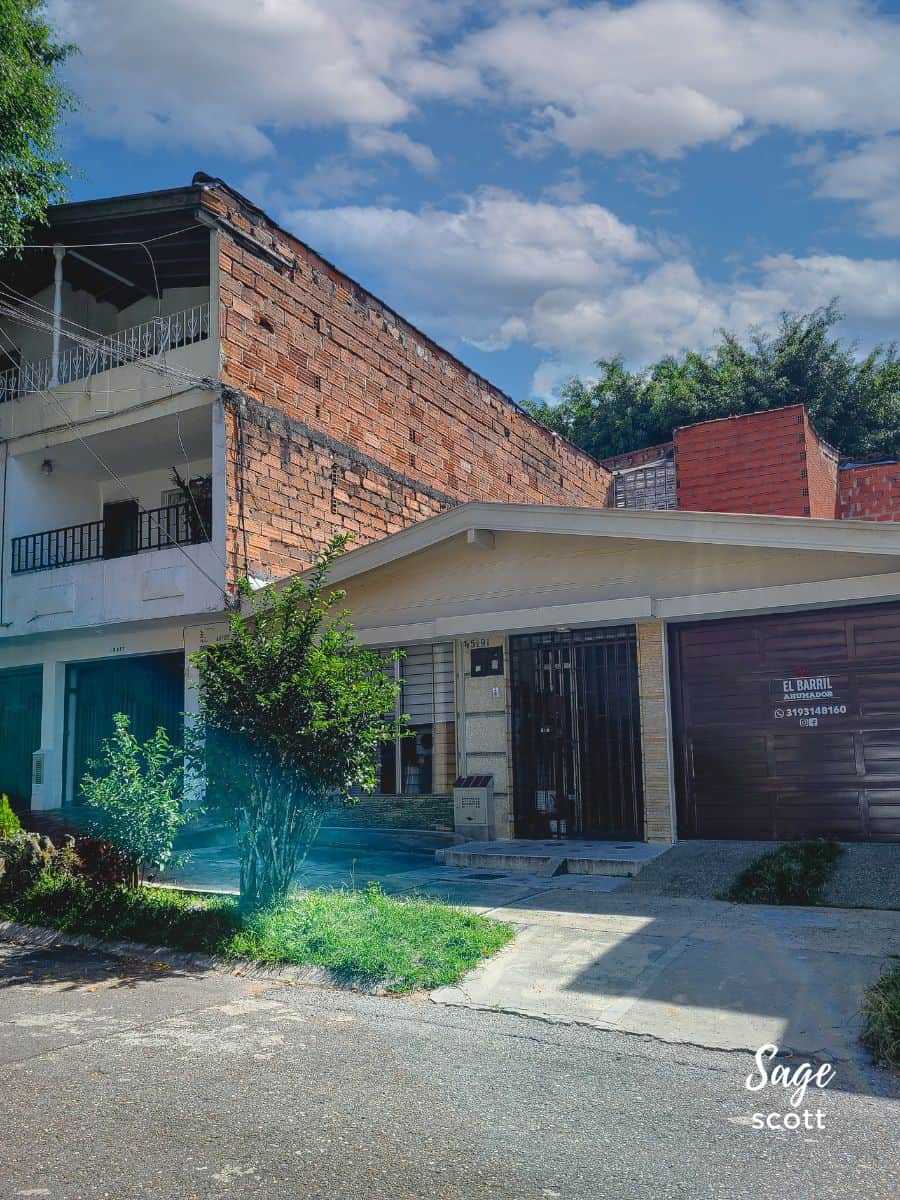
xmin=669 ymin=602 xmax=900 ymax=841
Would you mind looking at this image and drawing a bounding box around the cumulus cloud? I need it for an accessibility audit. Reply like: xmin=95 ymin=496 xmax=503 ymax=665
xmin=48 ymin=1 xmax=900 ymax=168
xmin=282 ymin=188 xmax=900 ymax=397
xmin=349 ymin=128 xmax=438 ymax=174
xmin=48 ymin=0 xmax=439 ymax=155
xmin=813 ymin=137 xmax=900 ymax=237
xmin=284 ymin=187 xmax=653 ymax=347
xmin=458 ymin=0 xmax=900 ymax=158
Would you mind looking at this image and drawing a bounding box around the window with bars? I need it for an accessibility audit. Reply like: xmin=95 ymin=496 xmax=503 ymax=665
xmin=375 ymin=643 xmax=456 ymax=796
xmin=611 ymin=459 xmax=677 ymax=510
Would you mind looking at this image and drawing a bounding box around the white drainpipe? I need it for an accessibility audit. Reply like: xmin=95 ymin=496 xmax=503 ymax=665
xmin=50 ymin=244 xmax=65 ymax=386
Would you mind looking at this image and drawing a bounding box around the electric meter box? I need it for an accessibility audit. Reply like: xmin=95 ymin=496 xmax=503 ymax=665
xmin=452 ymin=775 xmax=495 ymax=840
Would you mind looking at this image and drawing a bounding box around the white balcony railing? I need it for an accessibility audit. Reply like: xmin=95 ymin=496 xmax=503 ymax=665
xmin=0 ymin=302 xmax=210 ymax=403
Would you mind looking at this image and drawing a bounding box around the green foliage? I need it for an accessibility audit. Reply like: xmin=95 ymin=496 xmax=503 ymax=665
xmin=0 ymin=871 xmax=240 ymax=951
xmin=0 ymin=793 xmax=21 ymax=836
xmin=223 ymin=882 xmax=515 ymax=992
xmin=723 ymin=839 xmax=843 ymax=906
xmin=524 ymin=305 xmax=900 ymax=461
xmin=0 ymin=829 xmax=68 ymax=896
xmin=189 ymin=534 xmax=403 ymax=911
xmin=0 ymin=1 xmax=74 ymax=250
xmin=0 ymin=875 xmax=514 ymax=993
xmin=81 ymin=713 xmax=192 ymax=885
xmin=861 ymin=960 xmax=900 ymax=1070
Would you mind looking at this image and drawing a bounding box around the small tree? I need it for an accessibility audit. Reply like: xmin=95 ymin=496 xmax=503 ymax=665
xmin=81 ymin=713 xmax=190 ymax=887
xmin=1 ymin=1 xmax=74 ymax=250
xmin=189 ymin=535 xmax=402 ymax=912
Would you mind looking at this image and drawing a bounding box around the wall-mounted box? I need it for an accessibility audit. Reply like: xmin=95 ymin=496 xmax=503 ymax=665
xmin=470 ymin=645 xmax=504 ymax=677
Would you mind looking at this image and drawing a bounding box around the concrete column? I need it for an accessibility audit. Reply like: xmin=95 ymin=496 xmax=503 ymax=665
xmin=50 ymin=245 xmax=65 ymax=387
xmin=32 ymin=658 xmax=66 ymax=810
xmin=456 ymin=635 xmax=512 ymax=838
xmin=635 ymin=619 xmax=677 ymax=842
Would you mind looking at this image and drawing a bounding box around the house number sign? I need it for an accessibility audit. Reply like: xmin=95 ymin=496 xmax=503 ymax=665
xmin=770 ymin=675 xmax=848 ymax=728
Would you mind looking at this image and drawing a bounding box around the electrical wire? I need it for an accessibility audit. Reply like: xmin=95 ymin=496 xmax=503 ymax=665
xmin=0 ymin=224 xmax=206 ymax=252
xmin=0 ymin=323 xmax=230 ymax=602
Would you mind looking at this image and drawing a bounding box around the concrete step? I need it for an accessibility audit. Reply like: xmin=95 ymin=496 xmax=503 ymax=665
xmin=435 ymin=838 xmax=671 ymax=878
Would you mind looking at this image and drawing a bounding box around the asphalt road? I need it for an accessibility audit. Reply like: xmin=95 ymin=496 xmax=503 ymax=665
xmin=0 ymin=940 xmax=897 ymax=1200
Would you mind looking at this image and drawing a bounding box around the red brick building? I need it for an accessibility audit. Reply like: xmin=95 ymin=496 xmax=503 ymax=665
xmin=603 ymin=403 xmax=900 ymax=522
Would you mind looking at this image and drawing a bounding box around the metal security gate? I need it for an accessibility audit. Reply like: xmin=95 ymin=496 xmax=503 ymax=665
xmin=510 ymin=627 xmax=643 ymax=838
xmin=63 ymin=652 xmax=185 ymax=805
xmin=670 ymin=602 xmax=900 ymax=841
xmin=0 ymin=665 xmax=43 ymax=808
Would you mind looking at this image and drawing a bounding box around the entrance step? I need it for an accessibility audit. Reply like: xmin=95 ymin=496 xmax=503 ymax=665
xmin=435 ymin=838 xmax=671 ymax=878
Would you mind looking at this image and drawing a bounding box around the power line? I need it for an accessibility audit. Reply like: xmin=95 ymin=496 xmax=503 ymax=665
xmin=0 ymin=225 xmax=206 ymax=252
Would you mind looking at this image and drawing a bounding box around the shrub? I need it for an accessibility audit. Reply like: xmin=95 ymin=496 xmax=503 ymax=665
xmin=0 ymin=831 xmax=72 ymax=897
xmin=0 ymin=795 xmax=21 ymax=837
xmin=72 ymin=836 xmax=134 ymax=886
xmin=861 ymin=961 xmax=900 ymax=1070
xmin=724 ymin=839 xmax=843 ymax=905
xmin=81 ymin=713 xmax=193 ymax=886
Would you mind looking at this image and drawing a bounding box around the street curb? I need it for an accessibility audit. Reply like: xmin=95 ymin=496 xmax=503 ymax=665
xmin=0 ymin=918 xmax=391 ymax=994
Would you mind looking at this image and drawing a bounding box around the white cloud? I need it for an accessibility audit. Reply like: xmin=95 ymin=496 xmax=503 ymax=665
xmin=349 ymin=128 xmax=438 ymax=174
xmin=814 ymin=137 xmax=900 ymax=236
xmin=458 ymin=1 xmax=900 ymax=158
xmin=48 ymin=0 xmax=437 ymax=155
xmin=48 ymin=1 xmax=900 ymax=168
xmin=284 ymin=187 xmax=653 ymax=348
xmin=281 ymin=188 xmax=900 ymax=397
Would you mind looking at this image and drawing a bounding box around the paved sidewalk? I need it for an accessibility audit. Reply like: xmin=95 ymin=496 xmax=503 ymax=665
xmin=163 ymin=842 xmax=899 ymax=1067
xmin=432 ymin=890 xmax=900 ymax=1064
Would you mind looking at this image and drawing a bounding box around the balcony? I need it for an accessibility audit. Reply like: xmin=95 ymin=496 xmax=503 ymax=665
xmin=0 ymin=302 xmax=211 ymax=405
xmin=11 ymin=501 xmax=211 ymax=575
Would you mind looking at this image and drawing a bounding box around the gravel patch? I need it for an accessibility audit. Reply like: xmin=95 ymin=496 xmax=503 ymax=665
xmin=821 ymin=844 xmax=900 ymax=910
xmin=618 ymin=841 xmax=778 ymax=899
xmin=620 ymin=839 xmax=900 ymax=910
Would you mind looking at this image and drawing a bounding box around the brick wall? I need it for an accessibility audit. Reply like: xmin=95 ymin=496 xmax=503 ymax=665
xmin=674 ymin=405 xmax=838 ymax=518
xmin=601 ymin=442 xmax=674 ymax=472
xmin=199 ymin=182 xmax=611 ymax=582
xmin=839 ymin=461 xmax=900 ymax=521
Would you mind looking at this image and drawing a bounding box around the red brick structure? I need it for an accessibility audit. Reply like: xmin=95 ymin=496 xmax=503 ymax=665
xmin=673 ymin=405 xmax=838 ymax=518
xmin=196 ymin=179 xmax=611 ymax=582
xmin=839 ymin=460 xmax=900 ymax=521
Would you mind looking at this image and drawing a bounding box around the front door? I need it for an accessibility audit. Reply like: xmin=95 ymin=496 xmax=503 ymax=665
xmin=510 ymin=627 xmax=643 ymax=838
xmin=103 ymin=499 xmax=139 ymax=559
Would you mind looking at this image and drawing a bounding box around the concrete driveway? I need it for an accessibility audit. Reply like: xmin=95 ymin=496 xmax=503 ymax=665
xmin=431 ymin=889 xmax=900 ymax=1066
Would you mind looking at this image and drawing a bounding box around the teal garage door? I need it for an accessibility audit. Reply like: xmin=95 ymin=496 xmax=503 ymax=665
xmin=64 ymin=652 xmax=184 ymax=805
xmin=0 ymin=666 xmax=43 ymax=808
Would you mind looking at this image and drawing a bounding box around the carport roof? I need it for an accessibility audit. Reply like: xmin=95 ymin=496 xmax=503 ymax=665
xmin=289 ymin=502 xmax=900 ymax=589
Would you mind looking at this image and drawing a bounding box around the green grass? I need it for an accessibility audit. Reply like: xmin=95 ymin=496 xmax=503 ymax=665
xmin=722 ymin=839 xmax=843 ymax=906
xmin=0 ymin=874 xmax=513 ymax=993
xmin=861 ymin=960 xmax=900 ymax=1071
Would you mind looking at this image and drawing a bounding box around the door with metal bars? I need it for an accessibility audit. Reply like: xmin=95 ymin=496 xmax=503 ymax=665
xmin=510 ymin=627 xmax=644 ymax=839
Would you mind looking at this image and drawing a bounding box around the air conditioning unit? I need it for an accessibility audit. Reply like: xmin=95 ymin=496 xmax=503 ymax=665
xmin=453 ymin=775 xmax=494 ymax=841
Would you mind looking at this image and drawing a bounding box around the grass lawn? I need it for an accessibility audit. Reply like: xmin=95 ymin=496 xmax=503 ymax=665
xmin=0 ymin=874 xmax=514 ymax=993
xmin=861 ymin=960 xmax=900 ymax=1071
xmin=722 ymin=839 xmax=843 ymax=906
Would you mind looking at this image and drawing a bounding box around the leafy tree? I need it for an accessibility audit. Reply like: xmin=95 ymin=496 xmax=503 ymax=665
xmin=189 ymin=535 xmax=402 ymax=913
xmin=0 ymin=0 xmax=74 ymax=250
xmin=81 ymin=713 xmax=191 ymax=887
xmin=525 ymin=305 xmax=900 ymax=461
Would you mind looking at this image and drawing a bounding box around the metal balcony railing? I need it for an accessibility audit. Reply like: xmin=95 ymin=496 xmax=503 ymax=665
xmin=10 ymin=501 xmax=211 ymax=575
xmin=0 ymin=302 xmax=210 ymax=403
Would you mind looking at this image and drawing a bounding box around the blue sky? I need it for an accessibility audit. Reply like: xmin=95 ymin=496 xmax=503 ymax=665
xmin=49 ymin=0 xmax=900 ymax=403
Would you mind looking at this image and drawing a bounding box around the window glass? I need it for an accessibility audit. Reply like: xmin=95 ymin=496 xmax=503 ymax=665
xmin=374 ymin=643 xmax=455 ymax=796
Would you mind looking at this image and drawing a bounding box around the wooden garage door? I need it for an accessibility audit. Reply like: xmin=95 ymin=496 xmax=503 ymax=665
xmin=670 ymin=603 xmax=900 ymax=841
